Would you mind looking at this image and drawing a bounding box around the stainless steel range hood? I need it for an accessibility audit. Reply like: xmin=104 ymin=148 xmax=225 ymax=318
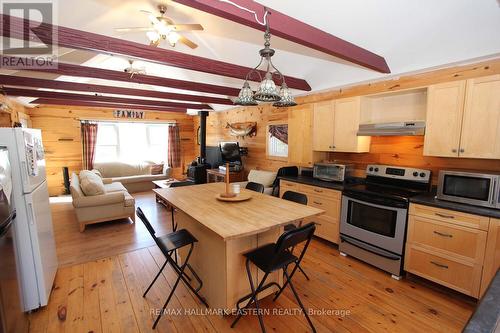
xmin=357 ymin=121 xmax=425 ymax=136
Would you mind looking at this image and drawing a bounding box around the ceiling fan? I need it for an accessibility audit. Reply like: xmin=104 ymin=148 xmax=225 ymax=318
xmin=115 ymin=5 xmax=203 ymax=49
xmin=123 ymin=60 xmax=146 ymax=78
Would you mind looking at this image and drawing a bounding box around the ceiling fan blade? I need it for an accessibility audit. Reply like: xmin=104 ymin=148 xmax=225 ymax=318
xmin=179 ymin=35 xmax=198 ymax=49
xmin=115 ymin=27 xmax=154 ymax=32
xmin=170 ymin=24 xmax=204 ymax=31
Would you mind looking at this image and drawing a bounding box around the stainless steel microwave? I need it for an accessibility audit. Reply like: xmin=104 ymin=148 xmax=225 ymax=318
xmin=437 ymin=170 xmax=500 ymax=209
xmin=313 ymin=163 xmax=353 ymax=182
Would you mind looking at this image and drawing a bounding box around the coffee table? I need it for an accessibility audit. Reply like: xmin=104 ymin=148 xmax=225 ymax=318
xmin=152 ymin=179 xmax=180 ymax=207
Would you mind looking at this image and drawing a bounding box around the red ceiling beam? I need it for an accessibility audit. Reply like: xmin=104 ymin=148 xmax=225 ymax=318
xmin=172 ymin=0 xmax=390 ymax=74
xmin=2 ymin=14 xmax=311 ymax=91
xmin=31 ymin=98 xmax=187 ymax=113
xmin=1 ymin=56 xmax=241 ymax=96
xmin=0 ymin=75 xmax=233 ymax=105
xmin=3 ymin=87 xmax=211 ymax=110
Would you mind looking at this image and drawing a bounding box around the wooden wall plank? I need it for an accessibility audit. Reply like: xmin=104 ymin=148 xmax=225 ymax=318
xmin=29 ymin=104 xmax=195 ymax=196
xmin=196 ymin=58 xmax=500 ymax=183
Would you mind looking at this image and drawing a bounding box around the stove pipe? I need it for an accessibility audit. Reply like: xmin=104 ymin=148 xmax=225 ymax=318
xmin=198 ymin=111 xmax=209 ymax=162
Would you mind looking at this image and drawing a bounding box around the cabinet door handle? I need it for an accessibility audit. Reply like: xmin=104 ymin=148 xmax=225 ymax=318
xmin=459 ymin=148 xmax=465 ymax=153
xmin=313 ymin=201 xmax=322 ymax=205
xmin=430 ymin=261 xmax=448 ymax=269
xmin=433 ymin=230 xmax=453 ymax=238
xmin=451 ymin=149 xmax=457 ymax=153
xmin=435 ymin=212 xmax=455 ymax=219
xmin=314 ymin=189 xmax=323 ymax=193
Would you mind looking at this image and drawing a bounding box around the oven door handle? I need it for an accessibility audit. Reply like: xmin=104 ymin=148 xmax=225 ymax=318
xmin=340 ymin=234 xmax=401 ymax=261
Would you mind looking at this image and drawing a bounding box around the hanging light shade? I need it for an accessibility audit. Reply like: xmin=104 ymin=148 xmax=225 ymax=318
xmin=234 ymin=81 xmax=258 ymax=106
xmin=233 ymin=13 xmax=298 ymax=108
xmin=254 ymin=72 xmax=280 ymax=102
xmin=273 ymin=83 xmax=297 ymax=107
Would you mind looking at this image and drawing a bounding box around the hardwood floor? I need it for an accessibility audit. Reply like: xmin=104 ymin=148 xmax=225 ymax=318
xmin=36 ymin=191 xmax=475 ymax=332
xmin=50 ymin=192 xmax=171 ymax=267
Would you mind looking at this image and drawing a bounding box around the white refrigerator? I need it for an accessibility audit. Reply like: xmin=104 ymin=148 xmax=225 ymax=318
xmin=0 ymin=128 xmax=58 ymax=311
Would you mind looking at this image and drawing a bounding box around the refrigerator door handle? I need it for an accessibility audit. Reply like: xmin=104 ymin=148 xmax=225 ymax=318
xmin=20 ymin=160 xmax=28 ymax=188
xmin=27 ymin=202 xmax=35 ymax=226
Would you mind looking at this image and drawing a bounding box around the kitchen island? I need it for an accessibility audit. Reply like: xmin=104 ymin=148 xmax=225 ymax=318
xmin=153 ymin=183 xmax=324 ymax=310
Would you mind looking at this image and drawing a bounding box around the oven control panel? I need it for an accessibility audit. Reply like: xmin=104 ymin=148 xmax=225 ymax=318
xmin=366 ymin=164 xmax=431 ymax=182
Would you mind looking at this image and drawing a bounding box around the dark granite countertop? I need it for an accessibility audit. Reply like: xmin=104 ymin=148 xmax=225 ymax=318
xmin=279 ymin=175 xmax=353 ymax=191
xmin=410 ymin=191 xmax=500 ymax=219
xmin=463 ymin=270 xmax=500 ymax=333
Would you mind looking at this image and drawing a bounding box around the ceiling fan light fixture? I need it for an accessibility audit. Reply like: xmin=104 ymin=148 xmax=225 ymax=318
xmin=167 ymin=32 xmax=181 ymax=46
xmin=235 ymin=81 xmax=258 ymax=106
xmin=146 ymin=30 xmax=160 ymax=43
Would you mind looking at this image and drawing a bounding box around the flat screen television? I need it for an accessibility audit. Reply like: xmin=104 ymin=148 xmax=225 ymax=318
xmin=205 ymin=146 xmax=223 ymax=168
xmin=219 ymin=141 xmax=241 ymax=163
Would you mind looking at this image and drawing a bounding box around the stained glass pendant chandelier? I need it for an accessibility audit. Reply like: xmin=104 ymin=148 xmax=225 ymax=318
xmin=234 ymin=13 xmax=297 ymax=108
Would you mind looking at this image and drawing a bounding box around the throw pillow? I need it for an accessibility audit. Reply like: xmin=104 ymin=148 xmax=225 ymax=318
xmin=91 ymin=169 xmax=103 ymax=178
xmin=79 ymin=170 xmax=106 ymax=196
xmin=150 ymin=164 xmax=164 ymax=175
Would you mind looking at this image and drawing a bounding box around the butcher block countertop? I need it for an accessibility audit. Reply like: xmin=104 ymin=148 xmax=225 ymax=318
xmin=154 ymin=182 xmax=324 ymax=240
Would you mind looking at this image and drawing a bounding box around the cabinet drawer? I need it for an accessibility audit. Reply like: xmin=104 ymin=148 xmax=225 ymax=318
xmin=407 ymin=216 xmax=487 ymax=263
xmin=299 ymin=184 xmax=341 ymax=200
xmin=305 ymin=215 xmax=339 ymax=244
xmin=307 ymin=194 xmax=340 ymax=221
xmin=409 ymin=204 xmax=490 ymax=231
xmin=280 ymin=180 xmax=300 ymax=197
xmin=404 ymin=245 xmax=482 ymax=297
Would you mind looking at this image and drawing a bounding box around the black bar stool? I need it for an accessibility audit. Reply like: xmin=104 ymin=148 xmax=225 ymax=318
xmin=231 ymin=223 xmax=317 ymax=333
xmin=281 ymin=190 xmax=310 ymax=281
xmin=136 ymin=207 xmax=208 ymax=329
xmin=245 ymin=181 xmax=265 ymax=193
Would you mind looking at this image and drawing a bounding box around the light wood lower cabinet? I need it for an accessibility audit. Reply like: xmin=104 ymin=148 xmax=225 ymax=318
xmin=280 ymin=180 xmax=340 ymax=243
xmin=405 ymin=203 xmax=496 ymax=298
xmin=405 ymin=245 xmax=483 ymax=297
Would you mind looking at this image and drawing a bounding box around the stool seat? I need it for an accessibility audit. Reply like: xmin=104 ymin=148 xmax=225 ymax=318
xmin=244 ymin=243 xmax=297 ymax=273
xmin=157 ymin=229 xmax=197 ymax=253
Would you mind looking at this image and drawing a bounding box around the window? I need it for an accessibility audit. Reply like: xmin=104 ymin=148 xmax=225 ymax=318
xmin=93 ymin=121 xmax=170 ymax=164
xmin=266 ymin=122 xmax=288 ymax=161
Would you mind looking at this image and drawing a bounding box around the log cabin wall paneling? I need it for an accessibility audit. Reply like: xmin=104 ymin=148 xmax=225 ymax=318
xmin=198 ymin=58 xmax=500 ymax=183
xmin=0 ymin=95 xmax=30 ymax=127
xmin=28 ymin=105 xmax=196 ymax=196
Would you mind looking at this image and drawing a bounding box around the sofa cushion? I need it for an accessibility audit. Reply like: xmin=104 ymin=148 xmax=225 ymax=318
xmin=94 ymin=161 xmax=154 ymax=178
xmin=150 ymin=163 xmax=164 ymax=175
xmin=109 ymin=174 xmax=167 ymax=184
xmin=70 ymin=173 xmax=84 ymax=199
xmin=104 ymin=182 xmax=128 ymax=193
xmin=248 ymin=170 xmax=277 ymax=187
xmin=79 ymin=171 xmax=106 ymax=196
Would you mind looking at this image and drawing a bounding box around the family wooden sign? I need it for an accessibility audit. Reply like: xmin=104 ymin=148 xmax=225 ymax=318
xmin=113 ymin=109 xmax=145 ymax=119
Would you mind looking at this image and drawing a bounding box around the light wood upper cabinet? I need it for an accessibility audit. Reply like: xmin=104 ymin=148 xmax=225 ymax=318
xmin=424 ymin=80 xmax=466 ymax=157
xmin=312 ymin=101 xmax=335 ymax=151
xmin=312 ymin=97 xmax=370 ymax=153
xmin=459 ymin=75 xmax=500 ymax=159
xmin=288 ymin=104 xmax=324 ymax=167
xmin=333 ymin=97 xmax=370 ymax=153
xmin=424 ymin=74 xmax=500 ymax=159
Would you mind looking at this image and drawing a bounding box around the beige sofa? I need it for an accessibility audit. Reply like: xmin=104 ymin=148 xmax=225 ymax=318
xmin=70 ymin=172 xmax=135 ymax=232
xmin=93 ymin=161 xmax=171 ymax=193
xmin=233 ymin=169 xmax=277 ymax=195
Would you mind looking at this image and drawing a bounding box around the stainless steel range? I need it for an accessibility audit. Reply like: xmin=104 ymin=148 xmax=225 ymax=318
xmin=339 ymin=164 xmax=431 ymax=279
